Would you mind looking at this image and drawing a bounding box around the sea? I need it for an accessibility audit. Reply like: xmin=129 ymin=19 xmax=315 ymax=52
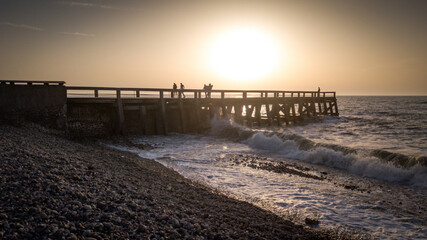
xmin=109 ymin=96 xmax=427 ymax=239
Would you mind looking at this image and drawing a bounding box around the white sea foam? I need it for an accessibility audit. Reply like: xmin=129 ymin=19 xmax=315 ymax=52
xmin=243 ymin=132 xmax=427 ymax=187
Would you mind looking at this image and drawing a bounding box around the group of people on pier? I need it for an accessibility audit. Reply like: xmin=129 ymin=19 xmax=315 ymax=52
xmin=171 ymin=83 xmax=213 ymax=98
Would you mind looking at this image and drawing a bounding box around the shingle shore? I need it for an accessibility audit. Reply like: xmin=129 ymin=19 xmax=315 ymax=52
xmin=0 ymin=123 xmax=342 ymax=239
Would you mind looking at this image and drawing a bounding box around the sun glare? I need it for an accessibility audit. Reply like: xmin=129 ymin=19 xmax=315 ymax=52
xmin=209 ymin=28 xmax=280 ymax=82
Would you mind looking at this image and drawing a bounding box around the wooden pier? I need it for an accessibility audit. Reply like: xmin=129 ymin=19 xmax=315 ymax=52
xmin=66 ymin=86 xmax=338 ymax=135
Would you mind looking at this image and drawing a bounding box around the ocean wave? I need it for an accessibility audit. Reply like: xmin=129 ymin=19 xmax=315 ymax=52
xmin=208 ymin=118 xmax=427 ymax=187
xmin=244 ymin=132 xmax=427 ymax=187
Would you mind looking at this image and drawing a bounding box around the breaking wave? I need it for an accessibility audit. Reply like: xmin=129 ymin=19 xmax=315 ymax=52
xmin=209 ymin=118 xmax=427 ymax=187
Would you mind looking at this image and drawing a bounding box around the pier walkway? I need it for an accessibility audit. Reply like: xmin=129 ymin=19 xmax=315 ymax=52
xmin=66 ymin=86 xmax=338 ymax=135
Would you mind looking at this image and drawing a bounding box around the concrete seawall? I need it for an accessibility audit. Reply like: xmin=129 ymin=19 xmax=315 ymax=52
xmin=0 ymin=81 xmax=67 ymax=128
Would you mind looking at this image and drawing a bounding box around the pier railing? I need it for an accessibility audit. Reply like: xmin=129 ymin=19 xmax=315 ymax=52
xmin=0 ymin=80 xmax=65 ymax=86
xmin=66 ymin=86 xmax=336 ymax=99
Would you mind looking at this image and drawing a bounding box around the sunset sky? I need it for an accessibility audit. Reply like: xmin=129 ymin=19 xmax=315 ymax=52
xmin=1 ymin=0 xmax=426 ymax=95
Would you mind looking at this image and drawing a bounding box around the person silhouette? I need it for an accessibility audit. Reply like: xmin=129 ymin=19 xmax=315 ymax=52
xmin=203 ymin=84 xmax=208 ymax=97
xmin=318 ymin=87 xmax=320 ymax=97
xmin=172 ymin=83 xmax=177 ymax=98
xmin=180 ymin=83 xmax=185 ymax=98
xmin=208 ymin=83 xmax=213 ymax=98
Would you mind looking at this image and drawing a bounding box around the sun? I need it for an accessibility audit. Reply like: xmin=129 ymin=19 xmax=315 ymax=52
xmin=209 ymin=27 xmax=280 ymax=81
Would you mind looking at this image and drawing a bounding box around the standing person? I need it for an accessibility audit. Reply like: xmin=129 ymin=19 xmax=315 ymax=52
xmin=172 ymin=83 xmax=177 ymax=98
xmin=203 ymin=84 xmax=208 ymax=97
xmin=318 ymin=87 xmax=321 ymax=97
xmin=208 ymin=83 xmax=213 ymax=98
xmin=180 ymin=83 xmax=186 ymax=98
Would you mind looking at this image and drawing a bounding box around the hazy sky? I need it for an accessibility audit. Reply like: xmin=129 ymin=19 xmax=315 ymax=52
xmin=1 ymin=0 xmax=426 ymax=95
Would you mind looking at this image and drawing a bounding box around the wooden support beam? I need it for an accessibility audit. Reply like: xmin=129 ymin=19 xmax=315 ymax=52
xmin=195 ymin=99 xmax=202 ymax=132
xmin=265 ymin=103 xmax=272 ymax=126
xmin=139 ymin=106 xmax=148 ymax=134
xmin=246 ymin=105 xmax=255 ymax=127
xmin=328 ymin=102 xmax=334 ymax=116
xmin=116 ymin=90 xmax=125 ymax=133
xmin=311 ymin=99 xmax=317 ymax=116
xmin=234 ymin=104 xmax=243 ymax=124
xmin=333 ymin=100 xmax=339 ymax=116
xmin=291 ymin=103 xmax=297 ymax=123
xmin=298 ymin=97 xmax=304 ymax=121
xmin=274 ymin=102 xmax=281 ymax=126
xmin=255 ymin=104 xmax=262 ymax=126
xmin=226 ymin=105 xmax=233 ymax=115
xmin=323 ymin=93 xmax=328 ymax=115
xmin=178 ymin=94 xmax=186 ymax=133
xmin=221 ymin=104 xmax=228 ymax=118
xmin=281 ymin=103 xmax=290 ymax=125
xmin=159 ymin=91 xmax=168 ymax=135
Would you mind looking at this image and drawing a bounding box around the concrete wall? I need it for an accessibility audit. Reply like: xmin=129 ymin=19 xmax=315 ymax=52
xmin=66 ymin=101 xmax=212 ymax=137
xmin=67 ymin=103 xmax=116 ymax=137
xmin=0 ymin=84 xmax=67 ymax=128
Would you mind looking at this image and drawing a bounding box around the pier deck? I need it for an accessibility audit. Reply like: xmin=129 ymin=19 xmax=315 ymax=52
xmin=66 ymin=86 xmax=338 ymax=135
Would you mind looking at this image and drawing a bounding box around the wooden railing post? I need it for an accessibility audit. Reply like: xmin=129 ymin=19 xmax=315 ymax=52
xmin=94 ymin=89 xmax=99 ymax=98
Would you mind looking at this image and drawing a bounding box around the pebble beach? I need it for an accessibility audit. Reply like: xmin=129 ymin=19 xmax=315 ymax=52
xmin=0 ymin=123 xmax=347 ymax=239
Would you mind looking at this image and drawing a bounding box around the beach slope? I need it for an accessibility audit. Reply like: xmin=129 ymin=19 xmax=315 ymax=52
xmin=0 ymin=123 xmax=341 ymax=239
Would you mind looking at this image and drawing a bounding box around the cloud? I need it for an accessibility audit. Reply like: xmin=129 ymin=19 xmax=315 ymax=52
xmin=59 ymin=31 xmax=95 ymax=37
xmin=58 ymin=1 xmax=124 ymax=10
xmin=0 ymin=22 xmax=44 ymax=31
